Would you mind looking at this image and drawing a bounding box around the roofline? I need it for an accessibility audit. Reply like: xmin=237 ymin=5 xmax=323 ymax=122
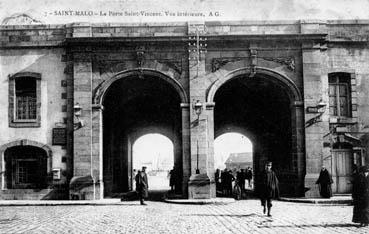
xmin=1 ymin=19 xmax=369 ymax=30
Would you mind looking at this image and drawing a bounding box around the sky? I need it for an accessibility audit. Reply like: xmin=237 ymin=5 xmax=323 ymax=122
xmin=133 ymin=134 xmax=174 ymax=171
xmin=214 ymin=133 xmax=252 ymax=169
xmin=1 ymin=0 xmax=369 ymax=25
xmin=133 ymin=132 xmax=252 ymax=171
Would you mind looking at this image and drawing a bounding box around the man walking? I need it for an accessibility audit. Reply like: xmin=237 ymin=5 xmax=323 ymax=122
xmin=260 ymin=162 xmax=279 ymax=217
xmin=135 ymin=166 xmax=149 ymax=205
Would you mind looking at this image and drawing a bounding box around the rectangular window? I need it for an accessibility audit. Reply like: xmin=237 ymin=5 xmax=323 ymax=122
xmin=15 ymin=78 xmax=37 ymax=120
xmin=15 ymin=159 xmax=38 ymax=185
xmin=329 ymin=75 xmax=351 ymax=117
xmin=9 ymin=72 xmax=41 ymax=128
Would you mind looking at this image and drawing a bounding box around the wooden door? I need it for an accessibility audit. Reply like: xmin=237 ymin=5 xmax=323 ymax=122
xmin=331 ymin=149 xmax=353 ymax=194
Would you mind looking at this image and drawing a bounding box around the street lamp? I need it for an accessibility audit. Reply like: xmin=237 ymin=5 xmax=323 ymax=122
xmin=74 ymin=103 xmax=82 ymax=117
xmin=193 ymin=100 xmax=203 ymax=120
xmin=192 ymin=100 xmax=203 ymax=174
xmin=73 ymin=103 xmax=84 ymax=130
xmin=317 ymin=100 xmax=327 ymax=113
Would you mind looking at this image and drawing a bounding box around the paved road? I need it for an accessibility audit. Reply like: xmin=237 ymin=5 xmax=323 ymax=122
xmin=0 ymin=199 xmax=367 ymax=234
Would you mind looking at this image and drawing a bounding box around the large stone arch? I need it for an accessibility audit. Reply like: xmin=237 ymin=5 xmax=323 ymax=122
xmin=208 ymin=66 xmax=306 ymax=196
xmin=0 ymin=139 xmax=53 ymax=190
xmin=100 ymin=68 xmax=186 ymax=196
xmin=93 ymin=68 xmax=189 ymax=105
xmin=207 ymin=67 xmax=303 ymax=104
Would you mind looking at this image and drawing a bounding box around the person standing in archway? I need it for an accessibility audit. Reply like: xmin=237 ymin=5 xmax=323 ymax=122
xmin=215 ymin=169 xmax=221 ymax=192
xmin=260 ymin=162 xmax=279 ymax=217
xmin=237 ymin=169 xmax=245 ymax=195
xmin=169 ymin=166 xmax=176 ymax=192
xmin=135 ymin=166 xmax=149 ymax=205
xmin=316 ymin=166 xmax=333 ymax=198
xmin=246 ymin=167 xmax=253 ymax=188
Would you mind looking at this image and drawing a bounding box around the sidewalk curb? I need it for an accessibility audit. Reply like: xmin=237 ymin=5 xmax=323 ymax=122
xmin=279 ymin=197 xmax=352 ymax=205
xmin=0 ymin=199 xmax=125 ymax=206
xmin=164 ymin=198 xmax=236 ymax=205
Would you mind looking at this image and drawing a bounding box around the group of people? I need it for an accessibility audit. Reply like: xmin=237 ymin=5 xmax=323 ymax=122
xmin=134 ymin=165 xmax=179 ymax=205
xmin=215 ymin=167 xmax=253 ymax=197
xmin=215 ymin=163 xmax=279 ymax=217
xmin=134 ymin=162 xmax=369 ymax=224
xmin=315 ymin=164 xmax=369 ymax=227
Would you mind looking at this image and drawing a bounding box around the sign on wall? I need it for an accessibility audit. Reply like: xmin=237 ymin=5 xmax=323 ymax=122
xmin=52 ymin=128 xmax=67 ymax=145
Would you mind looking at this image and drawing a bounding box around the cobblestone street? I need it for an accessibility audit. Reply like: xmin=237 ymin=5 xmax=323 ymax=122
xmin=0 ymin=199 xmax=367 ymax=234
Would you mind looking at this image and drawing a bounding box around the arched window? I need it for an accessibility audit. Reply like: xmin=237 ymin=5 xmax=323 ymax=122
xmin=9 ymin=72 xmax=41 ymax=127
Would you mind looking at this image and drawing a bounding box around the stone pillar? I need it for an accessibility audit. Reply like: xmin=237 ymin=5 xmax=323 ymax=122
xmin=292 ymin=101 xmax=305 ymax=196
xmin=92 ymin=104 xmax=104 ymax=199
xmin=301 ymin=32 xmax=329 ymax=197
xmin=205 ymin=102 xmax=216 ymax=198
xmin=72 ymin=51 xmax=102 ymax=200
xmin=181 ymin=103 xmax=190 ymax=198
xmin=65 ymin=54 xmax=74 ymax=185
xmin=187 ymin=22 xmax=215 ymax=199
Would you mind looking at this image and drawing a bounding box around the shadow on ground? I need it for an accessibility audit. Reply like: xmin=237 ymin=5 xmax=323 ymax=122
xmin=119 ymin=190 xmax=170 ymax=202
xmin=258 ymin=223 xmax=360 ymax=228
xmin=184 ymin=213 xmax=259 ymax=218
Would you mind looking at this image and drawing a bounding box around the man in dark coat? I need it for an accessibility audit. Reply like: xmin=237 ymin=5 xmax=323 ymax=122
xmin=237 ymin=169 xmax=245 ymax=193
xmin=246 ymin=167 xmax=253 ymax=188
xmin=316 ymin=166 xmax=333 ymax=198
xmin=352 ymin=165 xmax=369 ymax=226
xmin=215 ymin=169 xmax=221 ymax=191
xmin=221 ymin=169 xmax=227 ymax=196
xmin=227 ymin=169 xmax=235 ymax=197
xmin=260 ymin=162 xmax=279 ymax=217
xmin=169 ymin=167 xmax=176 ymax=192
xmin=135 ymin=166 xmax=149 ymax=205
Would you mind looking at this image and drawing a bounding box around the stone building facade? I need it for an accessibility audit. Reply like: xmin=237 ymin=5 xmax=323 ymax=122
xmin=0 ymin=20 xmax=368 ymax=200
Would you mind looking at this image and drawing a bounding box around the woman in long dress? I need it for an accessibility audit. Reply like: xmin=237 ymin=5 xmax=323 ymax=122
xmin=316 ymin=166 xmax=333 ymax=198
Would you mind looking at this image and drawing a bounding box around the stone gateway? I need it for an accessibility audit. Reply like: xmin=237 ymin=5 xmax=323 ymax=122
xmin=0 ymin=20 xmax=368 ymax=200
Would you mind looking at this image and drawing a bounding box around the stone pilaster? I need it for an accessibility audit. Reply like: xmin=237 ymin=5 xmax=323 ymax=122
xmin=181 ymin=103 xmax=190 ymax=198
xmin=301 ymin=33 xmax=329 ymax=197
xmin=72 ymin=51 xmax=102 ymax=199
xmin=292 ymin=101 xmax=305 ymax=196
xmin=187 ymin=22 xmax=215 ymax=199
xmin=92 ymin=104 xmax=104 ymax=199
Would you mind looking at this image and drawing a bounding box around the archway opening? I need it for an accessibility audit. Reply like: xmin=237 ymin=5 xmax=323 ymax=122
xmin=214 ymin=132 xmax=254 ymax=197
xmin=132 ymin=134 xmax=174 ymax=191
xmin=213 ymin=73 xmax=297 ymax=196
xmin=102 ymin=72 xmax=183 ymax=197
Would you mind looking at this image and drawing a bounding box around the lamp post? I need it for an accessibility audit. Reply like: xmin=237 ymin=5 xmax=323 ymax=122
xmin=73 ymin=103 xmax=84 ymax=130
xmin=193 ymin=100 xmax=203 ymax=174
xmin=193 ymin=100 xmax=203 ymax=120
xmin=317 ymin=100 xmax=327 ymax=113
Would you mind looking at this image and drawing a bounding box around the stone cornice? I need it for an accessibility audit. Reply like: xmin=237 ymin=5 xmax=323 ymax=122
xmin=2 ymin=19 xmax=369 ymax=48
